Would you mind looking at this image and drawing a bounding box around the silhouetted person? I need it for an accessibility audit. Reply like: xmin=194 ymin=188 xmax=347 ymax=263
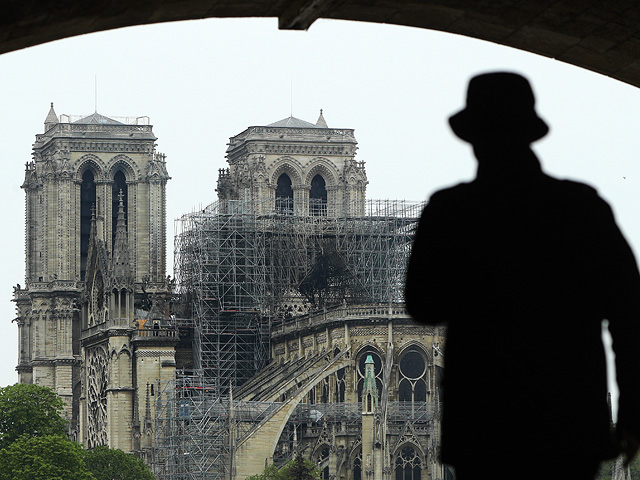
xmin=405 ymin=72 xmax=640 ymax=479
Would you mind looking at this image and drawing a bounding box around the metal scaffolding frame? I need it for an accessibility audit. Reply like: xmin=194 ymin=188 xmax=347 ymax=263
xmin=173 ymin=202 xmax=270 ymax=390
xmin=173 ymin=198 xmax=422 ymax=385
xmin=154 ymin=375 xmax=230 ymax=480
xmin=154 ymin=198 xmax=425 ymax=479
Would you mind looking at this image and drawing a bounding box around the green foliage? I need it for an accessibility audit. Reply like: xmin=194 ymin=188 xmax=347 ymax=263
xmin=84 ymin=445 xmax=154 ymax=480
xmin=0 ymin=383 xmax=67 ymax=449
xmin=0 ymin=435 xmax=94 ymax=480
xmin=247 ymin=455 xmax=320 ymax=480
xmin=279 ymin=455 xmax=321 ymax=480
xmin=595 ymin=457 xmax=616 ymax=480
xmin=247 ymin=464 xmax=282 ymax=480
xmin=595 ymin=454 xmax=640 ymax=480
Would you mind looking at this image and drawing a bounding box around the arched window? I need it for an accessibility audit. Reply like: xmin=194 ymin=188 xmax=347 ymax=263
xmin=395 ymin=446 xmax=422 ymax=480
xmin=356 ymin=348 xmax=383 ymax=402
xmin=112 ymin=170 xmax=128 ymax=248
xmin=80 ymin=169 xmax=96 ymax=280
xmin=398 ymin=348 xmax=428 ymax=417
xmin=310 ymin=174 xmax=327 ymax=216
xmin=276 ymin=173 xmax=293 ymax=214
xmin=334 ymin=367 xmax=346 ymax=403
xmin=320 ymin=376 xmax=329 ymax=403
xmin=353 ymin=451 xmax=362 ymax=480
xmin=319 ymin=447 xmax=330 ymax=480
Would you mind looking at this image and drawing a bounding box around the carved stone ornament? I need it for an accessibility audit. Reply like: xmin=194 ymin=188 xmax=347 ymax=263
xmin=86 ymin=345 xmax=109 ymax=448
xmin=146 ymin=152 xmax=170 ymax=180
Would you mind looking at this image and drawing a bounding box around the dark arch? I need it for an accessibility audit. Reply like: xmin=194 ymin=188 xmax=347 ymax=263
xmin=112 ymin=170 xmax=128 ymax=248
xmin=80 ymin=169 xmax=96 ymax=280
xmin=276 ymin=173 xmax=293 ymax=214
xmin=395 ymin=445 xmax=422 ymax=480
xmin=2 ymin=3 xmax=640 ymax=88
xmin=310 ymin=174 xmax=327 ymax=216
xmin=398 ymin=347 xmax=428 ymax=403
xmin=352 ymin=449 xmax=362 ymax=480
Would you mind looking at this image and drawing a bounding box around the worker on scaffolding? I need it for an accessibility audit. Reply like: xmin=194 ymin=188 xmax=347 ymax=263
xmin=405 ymin=72 xmax=640 ymax=479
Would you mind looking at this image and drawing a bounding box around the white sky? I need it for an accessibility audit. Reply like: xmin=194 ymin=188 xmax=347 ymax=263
xmin=1 ymin=17 xmax=639 ymax=415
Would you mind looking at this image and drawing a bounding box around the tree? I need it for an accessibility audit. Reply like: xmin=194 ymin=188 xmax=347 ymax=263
xmin=0 ymin=434 xmax=94 ymax=480
xmin=0 ymin=383 xmax=67 ymax=449
xmin=246 ymin=464 xmax=282 ymax=480
xmin=247 ymin=455 xmax=321 ymax=480
xmin=279 ymin=455 xmax=321 ymax=480
xmin=84 ymin=445 xmax=154 ymax=480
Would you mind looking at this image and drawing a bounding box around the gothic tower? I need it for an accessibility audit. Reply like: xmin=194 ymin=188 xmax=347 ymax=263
xmin=14 ymin=104 xmax=172 ymax=443
xmin=218 ymin=111 xmax=368 ymax=216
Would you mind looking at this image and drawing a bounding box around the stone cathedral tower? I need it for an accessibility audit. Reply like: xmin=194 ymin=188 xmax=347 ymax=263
xmin=13 ymin=104 xmax=174 ymax=453
xmin=217 ymin=111 xmax=368 ymax=216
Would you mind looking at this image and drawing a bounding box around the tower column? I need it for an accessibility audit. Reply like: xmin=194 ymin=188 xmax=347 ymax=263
xmin=293 ymin=185 xmax=310 ymax=216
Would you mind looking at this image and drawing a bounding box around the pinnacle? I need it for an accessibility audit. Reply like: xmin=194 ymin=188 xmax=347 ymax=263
xmin=44 ymin=102 xmax=59 ymax=131
xmin=316 ymin=109 xmax=328 ymax=128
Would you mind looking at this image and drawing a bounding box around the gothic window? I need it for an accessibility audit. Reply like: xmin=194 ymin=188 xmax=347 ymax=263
xmin=112 ymin=170 xmax=128 ymax=248
xmin=353 ymin=451 xmax=362 ymax=480
xmin=310 ymin=174 xmax=327 ymax=216
xmin=80 ymin=169 xmax=96 ymax=280
xmin=334 ymin=367 xmax=346 ymax=403
xmin=319 ymin=447 xmax=330 ymax=480
xmin=320 ymin=376 xmax=329 ymax=403
xmin=395 ymin=446 xmax=422 ymax=480
xmin=356 ymin=348 xmax=383 ymax=402
xmin=276 ymin=173 xmax=293 ymax=214
xmin=398 ymin=348 xmax=428 ymax=407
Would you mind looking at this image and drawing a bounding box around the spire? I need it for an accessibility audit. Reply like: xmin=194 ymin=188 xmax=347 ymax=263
xmin=44 ymin=102 xmax=59 ymax=131
xmin=362 ymin=355 xmax=379 ymax=413
xmin=90 ymin=204 xmax=97 ymax=242
xmin=85 ymin=204 xmax=98 ymax=269
xmin=111 ymin=190 xmax=132 ymax=287
xmin=316 ymin=108 xmax=328 ymax=128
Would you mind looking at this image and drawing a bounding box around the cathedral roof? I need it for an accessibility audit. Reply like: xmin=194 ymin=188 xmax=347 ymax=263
xmin=267 ymin=116 xmax=324 ymax=129
xmin=73 ymin=112 xmax=124 ymax=125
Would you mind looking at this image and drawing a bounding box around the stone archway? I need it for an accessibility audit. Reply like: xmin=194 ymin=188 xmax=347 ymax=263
xmin=3 ymin=2 xmax=640 ymax=87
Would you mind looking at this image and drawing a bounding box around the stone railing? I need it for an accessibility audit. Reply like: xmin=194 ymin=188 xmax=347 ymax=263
xmin=271 ymin=303 xmax=410 ymax=337
xmin=25 ymin=280 xmax=82 ymax=292
xmin=133 ymin=327 xmax=179 ymax=339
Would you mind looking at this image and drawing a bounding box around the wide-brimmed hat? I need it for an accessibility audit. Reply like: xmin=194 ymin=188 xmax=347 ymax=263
xmin=449 ymin=72 xmax=549 ymax=144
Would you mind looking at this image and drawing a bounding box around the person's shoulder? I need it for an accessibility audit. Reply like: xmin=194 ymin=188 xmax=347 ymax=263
xmin=545 ymin=177 xmax=614 ymax=216
xmin=547 ymin=177 xmax=603 ymax=202
xmin=553 ymin=177 xmax=598 ymax=196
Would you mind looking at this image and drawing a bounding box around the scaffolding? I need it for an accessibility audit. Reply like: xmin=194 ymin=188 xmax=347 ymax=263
xmin=154 ymin=374 xmax=230 ymax=480
xmin=172 ymin=202 xmax=270 ymax=390
xmin=173 ymin=198 xmax=423 ymax=386
xmin=154 ymin=198 xmax=425 ymax=479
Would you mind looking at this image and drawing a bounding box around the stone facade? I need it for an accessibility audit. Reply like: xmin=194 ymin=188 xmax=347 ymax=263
xmin=233 ymin=305 xmax=446 ymax=480
xmin=218 ymin=112 xmax=367 ymax=217
xmin=16 ymin=108 xmax=443 ymax=479
xmin=14 ymin=104 xmax=175 ymax=457
xmin=208 ymin=114 xmax=443 ymax=480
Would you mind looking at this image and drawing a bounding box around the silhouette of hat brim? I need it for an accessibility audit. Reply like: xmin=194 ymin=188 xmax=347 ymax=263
xmin=449 ymin=72 xmax=549 ymax=144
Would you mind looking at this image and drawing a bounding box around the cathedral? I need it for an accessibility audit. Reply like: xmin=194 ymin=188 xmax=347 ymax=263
xmin=14 ymin=106 xmax=449 ymax=480
xmin=13 ymin=105 xmax=175 ymax=454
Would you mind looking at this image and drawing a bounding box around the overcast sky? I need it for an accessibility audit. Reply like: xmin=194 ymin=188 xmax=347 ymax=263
xmin=1 ymin=18 xmax=639 ymax=414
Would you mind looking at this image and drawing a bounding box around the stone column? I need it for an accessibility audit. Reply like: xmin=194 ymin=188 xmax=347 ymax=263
xmin=293 ymin=185 xmax=310 ymax=216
